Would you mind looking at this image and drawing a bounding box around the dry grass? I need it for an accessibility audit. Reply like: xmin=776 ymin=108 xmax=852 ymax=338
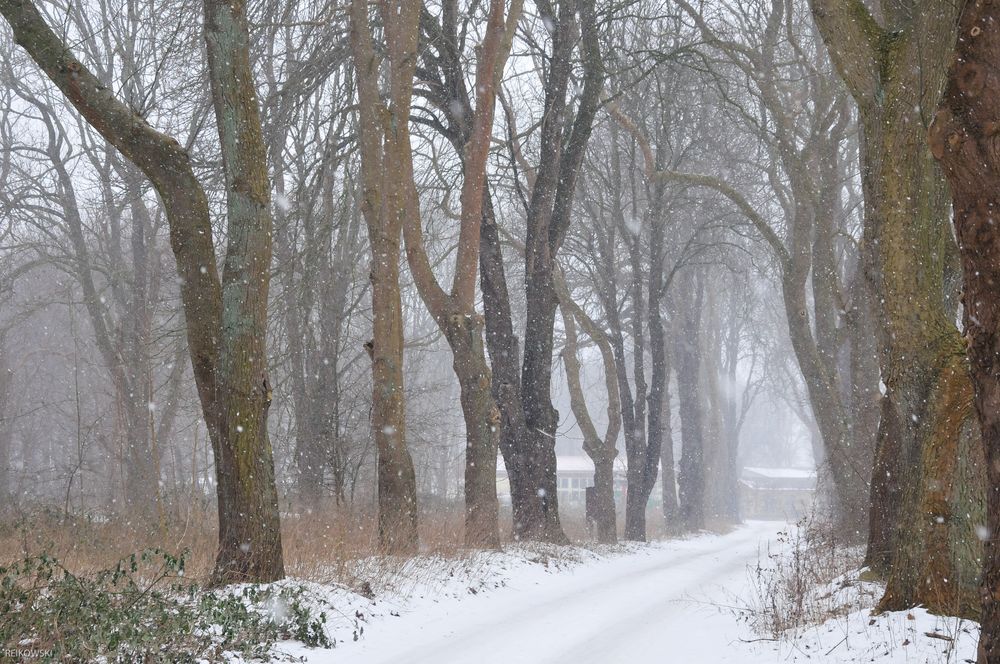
xmin=738 ymin=513 xmax=873 ymax=638
xmin=0 ymin=502 xmax=474 ymax=583
xmin=0 ymin=501 xmax=687 ymax=593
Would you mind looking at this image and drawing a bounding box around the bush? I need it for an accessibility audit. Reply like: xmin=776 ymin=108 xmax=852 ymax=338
xmin=737 ymin=514 xmax=875 ymax=639
xmin=0 ymin=549 xmax=332 ymax=662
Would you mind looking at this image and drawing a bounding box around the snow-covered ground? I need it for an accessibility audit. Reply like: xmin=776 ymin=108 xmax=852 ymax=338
xmin=265 ymin=521 xmax=977 ymax=664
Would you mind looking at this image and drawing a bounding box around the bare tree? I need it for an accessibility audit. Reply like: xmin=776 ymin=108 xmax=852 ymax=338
xmin=0 ymin=0 xmax=285 ymax=584
xmin=349 ymin=0 xmax=421 ymax=553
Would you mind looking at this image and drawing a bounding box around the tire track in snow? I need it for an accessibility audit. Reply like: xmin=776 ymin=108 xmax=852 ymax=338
xmin=334 ymin=522 xmax=779 ymax=664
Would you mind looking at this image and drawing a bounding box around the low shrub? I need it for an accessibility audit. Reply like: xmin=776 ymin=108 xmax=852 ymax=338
xmin=0 ymin=549 xmax=331 ymax=662
xmin=737 ymin=514 xmax=874 ymax=639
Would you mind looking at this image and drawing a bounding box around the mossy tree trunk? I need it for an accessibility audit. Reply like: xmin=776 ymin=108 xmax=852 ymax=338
xmin=810 ymin=0 xmax=982 ymax=614
xmin=0 ymin=0 xmax=287 ymax=584
xmin=929 ymin=5 xmax=1000 ymax=654
xmin=203 ymin=0 xmax=284 ymax=583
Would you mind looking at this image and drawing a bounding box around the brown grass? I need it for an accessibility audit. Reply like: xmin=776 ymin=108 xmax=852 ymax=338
xmin=0 ymin=501 xmax=691 ymax=589
xmin=738 ymin=513 xmax=873 ymax=638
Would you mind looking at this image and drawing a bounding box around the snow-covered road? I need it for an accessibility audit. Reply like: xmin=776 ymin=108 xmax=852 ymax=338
xmin=313 ymin=521 xmax=778 ymax=664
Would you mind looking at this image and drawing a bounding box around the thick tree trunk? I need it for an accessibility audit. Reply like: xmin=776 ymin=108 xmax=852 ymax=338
xmin=203 ymin=0 xmax=284 ymax=583
xmin=367 ymin=243 xmax=419 ymax=552
xmin=520 ymin=264 xmax=567 ymax=542
xmin=480 ymin=196 xmax=533 ymax=537
xmin=864 ymin=395 xmax=902 ymax=573
xmin=861 ymin=102 xmax=980 ymax=616
xmin=0 ymin=0 xmax=289 ymax=584
xmin=929 ymin=7 xmax=1000 ymax=653
xmin=810 ymin=0 xmax=981 ymax=616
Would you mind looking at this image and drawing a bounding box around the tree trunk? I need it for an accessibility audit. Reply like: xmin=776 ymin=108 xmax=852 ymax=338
xmin=446 ymin=316 xmax=501 ymax=548
xmin=557 ymin=309 xmax=617 ymax=544
xmin=0 ymin=0 xmax=288 ymax=584
xmin=675 ymin=270 xmax=705 ymax=532
xmin=780 ymin=239 xmax=867 ymax=535
xmin=623 ymin=233 xmax=650 ymax=541
xmin=659 ymin=299 xmax=681 ymax=533
xmin=929 ymin=6 xmax=1000 ymax=651
xmin=810 ymin=0 xmax=981 ymax=616
xmin=350 ymin=0 xmax=420 ymax=554
xmin=399 ymin=0 xmax=521 ymax=548
xmin=861 ymin=89 xmax=980 ymax=617
xmin=203 ymin=0 xmax=284 ymax=583
xmin=480 ymin=195 xmax=533 ymax=537
xmin=556 ymin=267 xmax=621 ymax=544
xmin=517 ymin=0 xmax=602 ymax=543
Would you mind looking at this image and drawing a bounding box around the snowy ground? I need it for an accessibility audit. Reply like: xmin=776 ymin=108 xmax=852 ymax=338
xmin=263 ymin=521 xmax=977 ymax=664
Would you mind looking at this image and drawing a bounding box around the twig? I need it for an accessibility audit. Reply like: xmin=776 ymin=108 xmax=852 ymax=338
xmin=825 ymin=635 xmax=847 ymax=655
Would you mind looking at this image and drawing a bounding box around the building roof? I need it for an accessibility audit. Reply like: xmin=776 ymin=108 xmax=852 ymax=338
xmin=742 ymin=466 xmax=816 ymax=480
xmin=740 ymin=466 xmax=817 ymax=490
xmin=496 ymin=454 xmax=649 ymax=477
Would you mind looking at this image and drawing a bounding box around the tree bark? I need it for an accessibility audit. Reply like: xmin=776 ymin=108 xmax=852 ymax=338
xmin=203 ymin=0 xmax=284 ymax=583
xmin=0 ymin=0 xmax=287 ymax=584
xmin=350 ymin=0 xmax=420 ymax=554
xmin=929 ymin=5 xmax=1000 ymax=653
xmin=675 ymin=269 xmax=705 ymax=532
xmin=555 ymin=267 xmax=620 ymax=544
xmin=810 ymin=0 xmax=981 ymax=614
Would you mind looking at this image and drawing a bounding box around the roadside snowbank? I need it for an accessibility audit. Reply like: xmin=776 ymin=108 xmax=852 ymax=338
xmin=218 ymin=522 xmax=979 ymax=663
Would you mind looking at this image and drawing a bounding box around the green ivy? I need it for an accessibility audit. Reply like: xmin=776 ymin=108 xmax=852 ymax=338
xmin=0 ymin=550 xmax=332 ymax=662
